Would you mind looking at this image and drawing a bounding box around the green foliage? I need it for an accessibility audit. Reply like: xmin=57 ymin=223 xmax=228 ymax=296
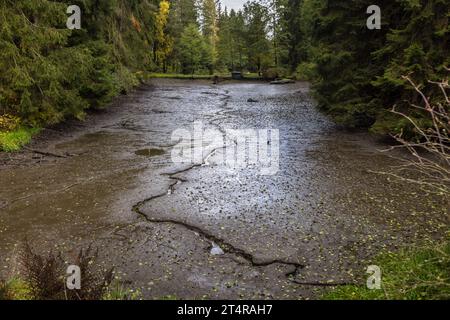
xmin=149 ymin=73 xmax=217 ymax=79
xmin=300 ymin=0 xmax=450 ymax=133
xmin=0 ymin=127 xmax=40 ymax=152
xmin=0 ymin=114 xmax=21 ymax=131
xmin=295 ymin=62 xmax=316 ymax=80
xmin=1 ymin=276 xmax=142 ymax=300
xmin=103 ymin=282 xmax=142 ymax=300
xmin=0 ymin=278 xmax=34 ymax=300
xmin=216 ymin=8 xmax=248 ymax=71
xmin=369 ymin=0 xmax=450 ymax=134
xmin=148 ymin=72 xmax=262 ymax=80
xmin=262 ymin=67 xmax=288 ymax=80
xmin=166 ymin=0 xmax=199 ymax=72
xmin=168 ymin=1 xmax=274 ymax=75
xmin=281 ymin=0 xmax=306 ymax=70
xmin=304 ymin=1 xmax=385 ymax=128
xmin=154 ymin=0 xmax=173 ymax=72
xmin=201 ymin=0 xmax=219 ymax=71
xmin=0 ymin=0 xmax=158 ymax=129
xmin=324 ymin=237 xmax=450 ymax=300
xmin=2 ymin=0 xmax=448 ymax=138
xmin=178 ymin=24 xmax=209 ymax=75
xmin=243 ymin=2 xmax=272 ymax=74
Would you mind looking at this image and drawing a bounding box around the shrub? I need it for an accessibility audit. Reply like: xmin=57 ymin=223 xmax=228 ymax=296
xmin=295 ymin=62 xmax=316 ymax=81
xmin=0 ymin=281 xmax=8 ymax=300
xmin=17 ymin=242 xmax=114 ymax=300
xmin=381 ymin=72 xmax=450 ymax=195
xmin=262 ymin=67 xmax=288 ymax=81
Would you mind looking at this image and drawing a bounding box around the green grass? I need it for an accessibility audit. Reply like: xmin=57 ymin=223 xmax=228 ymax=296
xmin=324 ymin=237 xmax=450 ymax=300
xmin=103 ymin=282 xmax=142 ymax=300
xmin=0 ymin=127 xmax=40 ymax=152
xmin=0 ymin=278 xmax=33 ymax=300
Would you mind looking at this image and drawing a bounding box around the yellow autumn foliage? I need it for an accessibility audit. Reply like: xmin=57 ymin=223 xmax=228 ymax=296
xmin=154 ymin=0 xmax=173 ymax=68
xmin=0 ymin=114 xmax=21 ymax=132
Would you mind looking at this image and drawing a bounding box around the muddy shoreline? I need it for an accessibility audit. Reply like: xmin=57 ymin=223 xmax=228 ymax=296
xmin=0 ymin=79 xmax=447 ymax=299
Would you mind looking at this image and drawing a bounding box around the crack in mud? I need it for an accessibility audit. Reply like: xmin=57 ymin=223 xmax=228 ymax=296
xmin=131 ymin=88 xmax=358 ymax=287
xmin=131 ymin=89 xmax=307 ymax=284
xmin=24 ymin=147 xmax=69 ymax=158
xmin=134 ymin=164 xmax=356 ymax=287
xmin=133 ymin=202 xmax=305 ymax=279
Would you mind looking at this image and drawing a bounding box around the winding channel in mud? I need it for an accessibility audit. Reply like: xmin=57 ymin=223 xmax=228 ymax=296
xmin=0 ymin=79 xmax=447 ymax=299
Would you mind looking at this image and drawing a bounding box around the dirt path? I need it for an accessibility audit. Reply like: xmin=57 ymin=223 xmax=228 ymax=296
xmin=0 ymin=79 xmax=447 ymax=299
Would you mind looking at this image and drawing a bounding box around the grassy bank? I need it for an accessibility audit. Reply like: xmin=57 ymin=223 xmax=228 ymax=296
xmin=0 ymin=277 xmax=140 ymax=301
xmin=0 ymin=127 xmax=40 ymax=152
xmin=324 ymin=237 xmax=450 ymax=300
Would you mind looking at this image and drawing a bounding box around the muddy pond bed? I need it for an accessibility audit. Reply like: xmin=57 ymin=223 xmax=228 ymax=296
xmin=0 ymin=79 xmax=447 ymax=299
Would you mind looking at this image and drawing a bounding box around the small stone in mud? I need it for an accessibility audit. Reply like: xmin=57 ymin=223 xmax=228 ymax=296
xmin=135 ymin=148 xmax=165 ymax=157
xmin=210 ymin=243 xmax=224 ymax=256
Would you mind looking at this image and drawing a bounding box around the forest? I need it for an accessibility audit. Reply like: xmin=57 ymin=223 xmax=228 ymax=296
xmin=1 ymin=0 xmax=448 ymax=143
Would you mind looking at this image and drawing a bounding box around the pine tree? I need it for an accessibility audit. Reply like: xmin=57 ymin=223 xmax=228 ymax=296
xmin=243 ymin=1 xmax=271 ymax=75
xmin=283 ymin=0 xmax=305 ymax=70
xmin=167 ymin=0 xmax=198 ymax=72
xmin=178 ymin=23 xmax=208 ymax=75
xmin=217 ymin=7 xmax=232 ymax=71
xmin=371 ymin=0 xmax=450 ymax=134
xmin=309 ymin=0 xmax=389 ymax=128
xmin=306 ymin=0 xmax=449 ymax=133
xmin=201 ymin=0 xmax=220 ymax=72
xmin=0 ymin=0 xmax=158 ymax=127
xmin=229 ymin=9 xmax=248 ymax=70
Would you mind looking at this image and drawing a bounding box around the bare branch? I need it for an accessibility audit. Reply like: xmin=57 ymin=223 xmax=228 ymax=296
xmin=386 ymin=72 xmax=450 ymax=195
